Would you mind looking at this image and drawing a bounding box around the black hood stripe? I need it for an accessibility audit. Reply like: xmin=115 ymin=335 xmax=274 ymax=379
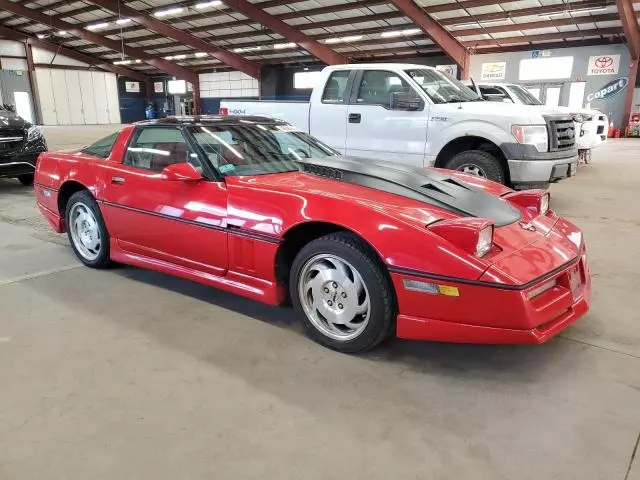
xmin=298 ymin=157 xmax=521 ymax=227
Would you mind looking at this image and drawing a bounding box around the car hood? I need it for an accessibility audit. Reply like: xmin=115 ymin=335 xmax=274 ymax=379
xmin=0 ymin=110 xmax=28 ymax=130
xmin=441 ymin=101 xmax=540 ymax=123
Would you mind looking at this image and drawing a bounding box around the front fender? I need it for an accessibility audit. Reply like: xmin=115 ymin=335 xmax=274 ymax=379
xmin=427 ymin=119 xmax=515 ymax=157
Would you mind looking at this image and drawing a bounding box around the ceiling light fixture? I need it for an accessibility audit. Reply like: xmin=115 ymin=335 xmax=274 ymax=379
xmin=113 ymin=59 xmax=132 ymax=65
xmin=324 ymin=35 xmax=363 ymax=44
xmin=194 ymin=52 xmax=208 ymax=57
xmin=380 ymin=28 xmax=421 ymax=38
xmin=86 ymin=22 xmax=109 ymax=30
xmin=173 ymin=54 xmax=187 ymax=59
xmin=57 ymin=30 xmax=67 ymax=35
xmin=454 ymin=19 xmax=509 ymax=28
xmin=233 ymin=46 xmax=262 ymax=53
xmin=541 ymin=6 xmax=608 ymax=18
xmin=273 ymin=42 xmax=296 ymax=49
xmin=116 ymin=18 xmax=131 ymax=25
xmin=195 ymin=0 xmax=222 ymax=8
xmin=37 ymin=34 xmax=47 ymax=39
xmin=153 ymin=7 xmax=184 ymax=17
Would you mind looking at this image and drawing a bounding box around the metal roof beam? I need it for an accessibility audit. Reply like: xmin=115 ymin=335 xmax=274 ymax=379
xmin=85 ymin=0 xmax=261 ymax=78
xmin=0 ymin=25 xmax=147 ymax=81
xmin=389 ymin=0 xmax=469 ymax=75
xmin=0 ymin=0 xmax=197 ymax=82
xmin=219 ymin=0 xmax=347 ymax=64
xmin=616 ymin=0 xmax=640 ymax=58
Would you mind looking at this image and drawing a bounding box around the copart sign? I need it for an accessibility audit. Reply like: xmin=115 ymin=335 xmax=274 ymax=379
xmin=587 ymin=54 xmax=620 ymax=76
xmin=586 ymin=77 xmax=628 ymax=102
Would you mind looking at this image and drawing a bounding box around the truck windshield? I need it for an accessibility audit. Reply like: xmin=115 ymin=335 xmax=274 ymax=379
xmin=507 ymin=85 xmax=542 ymax=105
xmin=405 ymin=69 xmax=482 ymax=104
xmin=188 ymin=123 xmax=337 ymax=177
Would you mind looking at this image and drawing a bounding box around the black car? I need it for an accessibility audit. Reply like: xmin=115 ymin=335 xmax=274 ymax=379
xmin=0 ymin=106 xmax=47 ymax=186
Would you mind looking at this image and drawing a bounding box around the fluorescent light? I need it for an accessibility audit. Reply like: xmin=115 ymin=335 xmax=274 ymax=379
xmin=324 ymin=35 xmax=363 ymax=44
xmin=380 ymin=28 xmax=421 ymax=38
xmin=113 ymin=59 xmax=132 ymax=65
xmin=273 ymin=42 xmax=296 ymax=49
xmin=135 ymin=59 xmax=142 ymax=63
xmin=194 ymin=52 xmax=208 ymax=57
xmin=233 ymin=46 xmax=262 ymax=53
xmin=543 ymin=6 xmax=607 ymax=18
xmin=195 ymin=0 xmax=222 ymax=8
xmin=86 ymin=22 xmax=109 ymax=30
xmin=116 ymin=18 xmax=131 ymax=25
xmin=37 ymin=34 xmax=46 ymax=39
xmin=57 ymin=30 xmax=67 ymax=35
xmin=454 ymin=19 xmax=508 ymax=28
xmin=153 ymin=7 xmax=184 ymax=17
xmin=173 ymin=54 xmax=187 ymax=59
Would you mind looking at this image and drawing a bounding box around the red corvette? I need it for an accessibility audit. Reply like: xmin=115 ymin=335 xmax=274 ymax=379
xmin=34 ymin=116 xmax=591 ymax=352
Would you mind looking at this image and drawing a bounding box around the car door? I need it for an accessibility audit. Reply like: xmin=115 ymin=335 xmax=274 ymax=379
xmin=345 ymin=69 xmax=429 ymax=167
xmin=308 ymin=69 xmax=354 ymax=154
xmin=101 ymin=124 xmax=228 ymax=276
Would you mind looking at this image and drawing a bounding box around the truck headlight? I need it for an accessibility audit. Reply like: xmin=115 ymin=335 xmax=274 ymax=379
xmin=511 ymin=125 xmax=548 ymax=153
xmin=27 ymin=125 xmax=42 ymax=142
xmin=571 ymin=113 xmax=593 ymax=123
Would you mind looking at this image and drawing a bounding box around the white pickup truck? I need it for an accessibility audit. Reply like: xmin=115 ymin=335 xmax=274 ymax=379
xmin=221 ymin=63 xmax=579 ymax=189
xmin=472 ymin=82 xmax=607 ymax=163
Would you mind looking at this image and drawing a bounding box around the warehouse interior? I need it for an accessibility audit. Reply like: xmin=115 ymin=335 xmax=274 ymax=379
xmin=1 ymin=1 xmax=639 ymax=479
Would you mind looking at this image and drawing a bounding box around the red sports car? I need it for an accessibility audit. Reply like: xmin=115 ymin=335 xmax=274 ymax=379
xmin=34 ymin=116 xmax=591 ymax=353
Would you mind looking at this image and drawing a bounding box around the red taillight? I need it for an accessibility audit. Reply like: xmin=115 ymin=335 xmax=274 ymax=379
xmin=219 ymin=107 xmax=229 ymax=116
xmin=504 ymin=189 xmax=550 ymax=215
xmin=428 ymin=218 xmax=494 ymax=258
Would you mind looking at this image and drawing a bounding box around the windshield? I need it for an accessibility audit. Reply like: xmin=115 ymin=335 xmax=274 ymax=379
xmin=405 ymin=68 xmax=482 ymax=104
xmin=507 ymin=85 xmax=542 ymax=105
xmin=188 ymin=123 xmax=337 ymax=177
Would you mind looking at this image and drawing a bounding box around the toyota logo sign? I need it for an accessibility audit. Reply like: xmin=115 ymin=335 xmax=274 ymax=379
xmin=588 ymin=54 xmax=620 ymax=75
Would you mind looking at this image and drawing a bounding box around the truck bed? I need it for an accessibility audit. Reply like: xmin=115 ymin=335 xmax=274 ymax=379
xmin=220 ymin=99 xmax=310 ymax=132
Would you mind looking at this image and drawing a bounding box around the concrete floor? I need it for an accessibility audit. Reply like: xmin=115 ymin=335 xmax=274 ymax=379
xmin=0 ymin=126 xmax=639 ymax=480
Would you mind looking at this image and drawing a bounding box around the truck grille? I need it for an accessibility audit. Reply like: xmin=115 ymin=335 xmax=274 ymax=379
xmin=0 ymin=130 xmax=25 ymax=154
xmin=547 ymin=117 xmax=576 ymax=151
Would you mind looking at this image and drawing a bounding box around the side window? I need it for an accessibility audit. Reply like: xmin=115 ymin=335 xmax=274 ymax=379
xmin=124 ymin=127 xmax=202 ymax=173
xmin=355 ymin=70 xmax=411 ymax=109
xmin=82 ymin=131 xmax=120 ymax=158
xmin=322 ymin=70 xmax=351 ymax=103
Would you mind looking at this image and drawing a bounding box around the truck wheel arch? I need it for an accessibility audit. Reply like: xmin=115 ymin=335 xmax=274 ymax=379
xmin=434 ymin=136 xmax=511 ymax=185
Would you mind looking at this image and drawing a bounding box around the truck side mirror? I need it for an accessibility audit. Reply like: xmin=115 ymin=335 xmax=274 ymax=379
xmin=390 ymin=91 xmax=424 ymax=111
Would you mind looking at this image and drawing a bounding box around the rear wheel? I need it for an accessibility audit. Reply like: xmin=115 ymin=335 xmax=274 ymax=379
xmin=290 ymin=232 xmax=395 ymax=353
xmin=18 ymin=174 xmax=34 ymax=186
xmin=445 ymin=150 xmax=506 ymax=184
xmin=65 ymin=190 xmax=111 ymax=268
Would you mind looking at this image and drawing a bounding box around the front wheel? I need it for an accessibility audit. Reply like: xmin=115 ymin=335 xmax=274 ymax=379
xmin=444 ymin=150 xmax=506 ymax=184
xmin=290 ymin=232 xmax=395 ymax=353
xmin=65 ymin=190 xmax=111 ymax=268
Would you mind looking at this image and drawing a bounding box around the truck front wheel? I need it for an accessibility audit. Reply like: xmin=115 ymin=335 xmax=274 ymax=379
xmin=444 ymin=150 xmax=505 ymax=184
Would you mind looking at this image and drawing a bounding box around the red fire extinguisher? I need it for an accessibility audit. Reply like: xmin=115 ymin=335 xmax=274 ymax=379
xmin=608 ymin=121 xmax=615 ymax=138
xmin=614 ymin=129 xmax=621 ymax=138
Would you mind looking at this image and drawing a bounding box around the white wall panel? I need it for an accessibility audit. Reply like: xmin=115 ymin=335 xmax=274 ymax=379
xmin=51 ymin=70 xmax=71 ymax=125
xmin=0 ymin=40 xmax=25 ymax=57
xmin=35 ymin=69 xmax=57 ymax=125
xmin=104 ymin=73 xmax=121 ymax=124
xmin=64 ymin=70 xmax=85 ymax=125
xmin=78 ymin=71 xmax=97 ymax=124
xmin=0 ymin=57 xmax=27 ymax=70
xmin=92 ymin=71 xmax=109 ymax=124
xmin=32 ymin=48 xmax=89 ymax=67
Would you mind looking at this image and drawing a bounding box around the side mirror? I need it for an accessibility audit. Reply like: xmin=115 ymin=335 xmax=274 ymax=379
xmin=161 ymin=162 xmax=202 ymax=182
xmin=390 ymin=91 xmax=424 ymax=111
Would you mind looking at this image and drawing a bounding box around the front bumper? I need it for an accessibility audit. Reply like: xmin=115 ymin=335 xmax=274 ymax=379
xmin=0 ymin=152 xmax=40 ymax=178
xmin=508 ymin=155 xmax=578 ymax=187
xmin=392 ymin=252 xmax=591 ymax=344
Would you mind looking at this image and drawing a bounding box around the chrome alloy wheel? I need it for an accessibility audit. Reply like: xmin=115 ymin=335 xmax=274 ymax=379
xmin=68 ymin=202 xmax=101 ymax=261
xmin=458 ymin=163 xmax=487 ymax=177
xmin=298 ymin=254 xmax=371 ymax=341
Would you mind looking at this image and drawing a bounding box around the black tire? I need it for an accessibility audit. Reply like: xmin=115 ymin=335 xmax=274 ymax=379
xmin=17 ymin=174 xmax=34 ymax=186
xmin=444 ymin=150 xmax=506 ymax=184
xmin=65 ymin=190 xmax=111 ymax=268
xmin=290 ymin=232 xmax=395 ymax=353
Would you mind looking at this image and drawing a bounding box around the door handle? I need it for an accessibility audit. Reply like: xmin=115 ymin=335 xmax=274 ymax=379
xmin=348 ymin=113 xmax=361 ymax=123
xmin=111 ymin=176 xmax=125 ymax=185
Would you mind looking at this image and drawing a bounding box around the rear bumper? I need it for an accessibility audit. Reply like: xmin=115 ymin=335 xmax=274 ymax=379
xmin=393 ymin=252 xmax=591 ymax=345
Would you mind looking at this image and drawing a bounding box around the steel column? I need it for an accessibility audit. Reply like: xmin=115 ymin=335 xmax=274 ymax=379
xmin=621 ymin=59 xmax=638 ymax=131
xmin=616 ymin=0 xmax=640 ymax=59
xmin=24 ymin=42 xmax=42 ymax=124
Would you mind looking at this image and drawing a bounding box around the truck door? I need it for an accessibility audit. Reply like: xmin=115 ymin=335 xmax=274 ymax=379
xmin=308 ymin=69 xmax=353 ymax=154
xmin=345 ymin=69 xmax=429 ymax=167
